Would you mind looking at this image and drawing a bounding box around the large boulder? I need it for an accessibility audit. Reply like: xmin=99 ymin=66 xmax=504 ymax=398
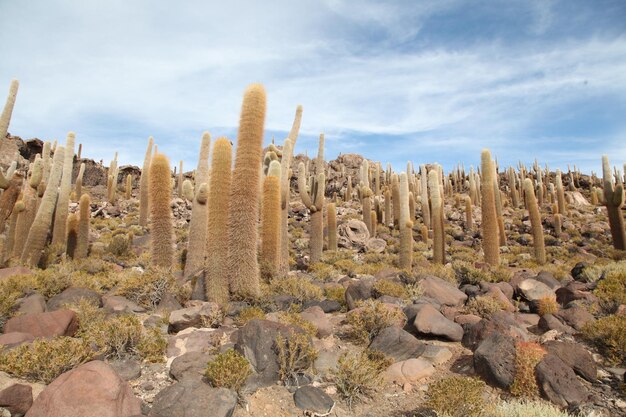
xmin=535 ymin=354 xmax=589 ymax=407
xmin=337 ymin=220 xmax=370 ymax=249
xmin=517 ymin=278 xmax=554 ymax=303
xmin=419 ymin=275 xmax=467 ymax=306
xmin=553 ymin=306 xmax=594 ymax=331
xmin=383 ymin=358 xmax=435 ymax=384
xmin=25 ymin=361 xmax=142 ymax=417
xmin=368 ymin=327 xmax=425 ymax=362
xmin=169 ymin=351 xmax=212 ymax=382
xmin=412 ymin=304 xmax=463 ymax=341
xmin=293 ymin=386 xmax=335 ymax=416
xmin=46 ymin=288 xmax=102 ymax=311
xmin=542 ymin=340 xmax=596 ymax=382
xmin=344 ymin=277 xmax=374 ymax=310
xmin=473 ymin=332 xmax=516 ymax=389
xmin=462 ymin=311 xmax=528 ymax=351
xmin=300 ymin=306 xmax=332 ymax=338
xmin=150 ymin=379 xmax=237 ymax=417
xmin=4 ymin=310 xmax=78 ymax=338
xmin=168 ymin=302 xmax=221 ymax=333
xmin=0 ymin=383 xmax=33 ymax=416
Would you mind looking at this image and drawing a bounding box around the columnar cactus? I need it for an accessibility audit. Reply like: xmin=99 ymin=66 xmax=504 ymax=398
xmin=384 ymin=188 xmax=392 ymax=226
xmin=139 ymin=137 xmax=154 ymax=227
xmin=75 ymin=193 xmax=91 ymax=259
xmin=205 ymin=137 xmax=232 ymax=304
xmin=51 ymin=132 xmax=75 ymax=248
xmin=327 ymin=202 xmax=337 ymax=251
xmin=21 ymin=146 xmax=65 ymax=266
xmin=555 ymin=169 xmax=567 ymax=215
xmin=480 ymin=149 xmax=500 ymax=266
xmin=391 ymin=173 xmax=400 ymax=228
xmin=260 ymin=160 xmax=281 ymax=278
xmin=493 ymin=162 xmax=506 ymax=247
xmin=420 ymin=165 xmax=431 ymax=229
xmin=0 ymin=174 xmax=22 ymax=232
xmin=75 ymin=162 xmax=85 ymax=199
xmin=508 ymin=167 xmax=519 ymax=208
xmin=399 ymin=172 xmax=413 ymax=270
xmin=177 ymin=160 xmax=184 ymax=197
xmin=298 ymin=160 xmax=325 ymax=263
xmin=5 ymin=199 xmax=23 ymax=260
xmin=370 ymin=210 xmax=377 ymax=237
xmin=107 ymin=152 xmax=118 ymax=203
xmin=125 ymin=174 xmax=132 ymax=199
xmin=360 ymin=159 xmax=373 ymax=234
xmin=465 ymin=195 xmax=473 ymax=230
xmin=183 ymin=132 xmax=211 ymax=278
xmin=553 ymin=213 xmax=562 ymax=236
xmin=429 ymin=170 xmax=445 ymax=264
xmin=227 ymin=84 xmax=266 ymax=300
xmin=346 ymin=176 xmax=352 ymax=201
xmin=602 ymin=155 xmax=625 ymax=250
xmin=66 ymin=213 xmax=79 ymax=258
xmin=149 ymin=153 xmax=173 ymax=268
xmin=0 ymin=80 xmax=19 ymax=147
xmin=523 ymin=178 xmax=546 ymax=264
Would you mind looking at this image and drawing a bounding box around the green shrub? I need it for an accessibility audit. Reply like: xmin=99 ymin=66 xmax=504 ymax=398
xmin=331 ymin=350 xmax=391 ymax=408
xmin=425 ymin=376 xmax=487 ymax=417
xmin=0 ymin=337 xmax=94 ymax=383
xmin=581 ymin=315 xmax=626 ymax=365
xmin=594 ymin=263 xmax=626 ymax=311
xmin=347 ymin=300 xmax=405 ymax=344
xmin=205 ymin=349 xmax=251 ymax=391
xmin=275 ymin=331 xmax=318 ymax=383
xmin=308 ymin=262 xmax=337 ymax=281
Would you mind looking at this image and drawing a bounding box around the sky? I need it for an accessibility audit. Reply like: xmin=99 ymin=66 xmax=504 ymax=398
xmin=1 ymin=0 xmax=625 ymax=174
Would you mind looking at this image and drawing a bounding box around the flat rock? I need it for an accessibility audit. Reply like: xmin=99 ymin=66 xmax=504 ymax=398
xmin=553 ymin=306 xmax=594 ymax=331
xmin=293 ymin=386 xmax=334 ymax=415
xmin=0 ymin=332 xmax=35 ymax=349
xmin=25 ymin=360 xmax=142 ymax=417
xmin=538 ymin=314 xmax=575 ymax=334
xmin=102 ymin=295 xmax=146 ymax=314
xmin=420 ymin=345 xmax=452 ymax=365
xmin=168 ymin=302 xmax=221 ymax=333
xmin=419 ymin=275 xmax=467 ymax=306
xmin=4 ymin=310 xmax=78 ymax=338
xmin=517 ymin=278 xmax=554 ymax=302
xmin=169 ymin=351 xmax=212 ymax=382
xmin=150 ymin=379 xmax=237 ymax=417
xmin=473 ymin=331 xmax=516 ymax=389
xmin=17 ymin=294 xmax=46 ymax=315
xmin=384 ymin=358 xmax=435 ymax=384
xmin=368 ymin=327 xmax=425 ymax=362
xmin=46 ymin=287 xmax=102 ymax=311
xmin=344 ymin=278 xmax=374 ymax=310
xmin=166 ymin=328 xmax=223 ymax=366
xmin=0 ymin=267 xmax=32 ymax=282
xmin=413 ymin=304 xmax=463 ymax=341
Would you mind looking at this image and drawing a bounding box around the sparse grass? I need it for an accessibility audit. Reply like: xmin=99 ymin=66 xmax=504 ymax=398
xmin=116 ymin=267 xmax=186 ymax=309
xmin=275 ymin=331 xmax=318 ymax=383
xmin=276 ymin=311 xmax=317 ymax=337
xmin=205 ymin=349 xmax=251 ymax=391
xmin=593 ymin=262 xmax=626 ymax=312
xmin=465 ymin=295 xmax=504 ymax=318
xmin=581 ymin=315 xmax=626 ymax=365
xmin=425 ymin=376 xmax=487 ymax=417
xmin=331 ymin=349 xmax=392 ymax=408
xmin=268 ymin=276 xmax=323 ymax=302
xmin=324 ymin=285 xmax=346 ymax=307
xmin=136 ymin=327 xmax=167 ymax=363
xmin=372 ymin=279 xmax=408 ymax=299
xmin=492 ymin=399 xmax=572 ymax=417
xmin=347 ymin=300 xmax=405 ymax=344
xmin=510 ymin=342 xmax=546 ymax=397
xmin=308 ymin=262 xmax=338 ymax=281
xmin=234 ymin=306 xmax=265 ymax=326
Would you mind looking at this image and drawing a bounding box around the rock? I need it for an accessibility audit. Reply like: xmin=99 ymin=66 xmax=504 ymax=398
xmin=169 ymin=352 xmax=212 ymax=382
xmin=303 ymin=299 xmax=342 ymax=313
xmin=166 ymin=328 xmax=225 ymax=366
xmin=293 ymin=386 xmax=334 ymax=415
xmin=454 ymin=314 xmax=482 ymax=326
xmin=168 ymin=302 xmax=221 ymax=333
xmin=102 ymin=295 xmax=146 ymax=314
xmin=419 ymin=275 xmax=467 ymax=306
xmin=484 ymin=287 xmax=515 ymax=312
xmin=46 ymin=288 xmax=102 ymax=311
xmin=535 ymin=354 xmax=589 ymax=407
xmin=420 ymin=345 xmax=452 ymax=365
xmin=412 ymin=304 xmax=463 ymax=342
xmin=17 ymin=294 xmax=46 ymax=315
xmin=337 ymin=220 xmax=370 ymax=249
xmin=462 ymin=311 xmax=529 ymax=351
xmin=543 ymin=340 xmax=596 ymax=382
xmin=300 ymin=306 xmax=332 ymax=338
xmin=109 ymin=359 xmax=142 ymax=381
xmin=556 ymin=282 xmax=596 ymax=305
xmin=570 ymin=262 xmax=590 ymax=282
xmin=4 ymin=310 xmax=78 ymax=338
xmin=344 ymin=278 xmax=374 ymax=310
xmin=25 ymin=361 xmax=141 ymax=417
xmin=473 ymin=332 xmax=516 ymax=389
xmin=534 ymin=271 xmax=561 ymax=290
xmin=0 ymin=384 xmax=32 ymax=416
xmin=365 ymin=238 xmax=386 ymax=253
xmin=384 ymin=358 xmax=435 ymax=384
xmin=553 ymin=306 xmax=594 ymax=331
xmin=0 ymin=332 xmax=35 ymax=349
xmin=150 ymin=379 xmax=237 ymax=417
xmin=0 ymin=267 xmax=32 ymax=282
xmin=538 ymin=314 xmax=574 ymax=334
xmin=517 ymin=278 xmax=554 ymax=302
xmin=368 ymin=327 xmax=425 ymax=362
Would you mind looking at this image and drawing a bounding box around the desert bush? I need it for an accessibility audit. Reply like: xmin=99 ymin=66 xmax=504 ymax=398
xmin=275 ymin=331 xmax=318 ymax=383
xmin=331 ymin=349 xmax=391 ymax=408
xmin=465 ymin=295 xmax=504 ymax=318
xmin=136 ymin=327 xmax=167 ymax=363
xmin=324 ymin=285 xmax=347 ymax=308
xmin=333 ymin=258 xmax=359 ymax=274
xmin=234 ymin=306 xmax=265 ymax=326
xmin=453 ymin=261 xmax=490 ymax=285
xmin=106 ymin=233 xmax=132 ymax=257
xmin=510 ymin=342 xmax=546 ymax=397
xmin=371 ymin=279 xmax=408 ymax=299
xmin=347 ymin=300 xmax=405 ymax=344
xmin=268 ymin=276 xmax=323 ymax=302
xmin=537 ymin=296 xmax=559 ymax=316
xmin=417 ymin=263 xmax=456 ymax=283
xmin=0 ymin=337 xmax=94 ymax=383
xmin=116 ymin=267 xmax=185 ymax=308
xmin=581 ymin=315 xmax=626 ymax=365
xmin=594 ymin=263 xmax=626 ymax=312
xmin=205 ymin=349 xmax=251 ymax=391
xmin=308 ymin=262 xmax=337 ymax=281
xmin=275 ymin=311 xmax=317 ymax=337
xmin=425 ymin=376 xmax=487 ymax=417
xmin=492 ymin=399 xmax=572 ymax=417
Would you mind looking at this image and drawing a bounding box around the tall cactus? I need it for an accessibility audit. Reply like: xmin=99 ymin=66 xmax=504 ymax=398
xmin=205 ymin=137 xmax=232 ymax=304
xmin=391 ymin=173 xmax=400 ymax=228
xmin=360 ymin=159 xmax=373 ymax=234
xmin=384 ymin=188 xmax=392 ymax=226
xmin=21 ymin=146 xmax=65 ymax=266
xmin=327 ymin=202 xmax=337 ymax=251
xmin=149 ymin=153 xmax=173 ymax=268
xmin=75 ymin=193 xmax=91 ymax=259
xmin=523 ymin=178 xmax=546 ymax=264
xmin=0 ymin=80 xmax=19 ymax=147
xmin=260 ymin=160 xmax=281 ymax=277
xmin=139 ymin=136 xmax=154 ymax=227
xmin=399 ymin=172 xmax=413 ymax=270
xmin=480 ymin=149 xmax=500 ymax=266
xmin=66 ymin=213 xmax=79 ymax=258
xmin=183 ymin=132 xmax=211 ymax=278
xmin=465 ymin=195 xmax=473 ymax=230
xmin=429 ymin=170 xmax=445 ymax=264
xmin=420 ymin=165 xmax=431 ymax=229
xmin=555 ymin=169 xmax=567 ymax=215
xmin=75 ymin=162 xmax=85 ymax=199
xmin=602 ymin=155 xmax=625 ymax=250
xmin=227 ymin=84 xmax=266 ymax=300
xmin=51 ymin=132 xmax=75 ymax=248
xmin=298 ymin=160 xmax=325 ymax=263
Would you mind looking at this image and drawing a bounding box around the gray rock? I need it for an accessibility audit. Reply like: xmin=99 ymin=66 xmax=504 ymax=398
xmin=46 ymin=287 xmax=101 ymax=311
xmin=419 ymin=275 xmax=467 ymax=306
xmin=368 ymin=327 xmax=425 ymax=362
xmin=536 ymin=354 xmax=589 ymax=407
xmin=462 ymin=311 xmax=529 ymax=351
xmin=517 ymin=278 xmax=554 ymax=302
xmin=0 ymin=383 xmax=32 ymax=416
xmin=293 ymin=386 xmax=334 ymax=415
xmin=538 ymin=314 xmax=575 ymax=334
xmin=344 ymin=277 xmax=374 ymax=310
xmin=412 ymin=304 xmax=463 ymax=341
xmin=109 ymin=359 xmax=142 ymax=381
xmin=473 ymin=332 xmax=516 ymax=389
xmin=553 ymin=306 xmax=594 ymax=331
xmin=17 ymin=293 xmax=46 ymax=315
xmin=300 ymin=306 xmax=332 ymax=338
xmin=169 ymin=352 xmax=212 ymax=382
xmin=543 ymin=340 xmax=596 ymax=382
xmin=102 ymin=295 xmax=146 ymax=314
xmin=150 ymin=379 xmax=237 ymax=417
xmin=168 ymin=302 xmax=221 ymax=333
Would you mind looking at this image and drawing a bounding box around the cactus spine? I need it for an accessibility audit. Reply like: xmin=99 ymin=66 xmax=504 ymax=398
xmin=205 ymin=138 xmax=232 ymax=304
xmin=227 ymin=84 xmax=266 ymax=299
xmin=21 ymin=146 xmax=65 ymax=266
xmin=0 ymin=80 xmax=19 ymax=148
xmin=523 ymin=178 xmax=546 ymax=264
xmin=184 ymin=132 xmax=211 ymax=278
xmin=139 ymin=137 xmax=154 ymax=227
xmin=602 ymin=155 xmax=626 ymax=250
xmin=480 ymin=149 xmax=500 ymax=266
xmin=75 ymin=193 xmax=91 ymax=259
xmin=327 ymin=202 xmax=338 ymax=251
xmin=149 ymin=153 xmax=173 ymax=268
xmin=399 ymin=172 xmax=413 ymax=270
xmin=51 ymin=132 xmax=75 ymax=248
xmin=260 ymin=160 xmax=281 ymax=278
xmin=429 ymin=170 xmax=445 ymax=264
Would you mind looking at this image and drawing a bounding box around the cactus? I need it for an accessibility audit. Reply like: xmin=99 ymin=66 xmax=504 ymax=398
xmin=327 ymin=202 xmax=338 ymax=251
xmin=125 ymin=174 xmax=133 ymax=199
xmin=398 ymin=172 xmax=413 ymax=270
xmin=21 ymin=146 xmax=65 ymax=266
xmin=298 ymin=161 xmax=325 ymax=263
xmin=183 ymin=132 xmax=211 ymax=278
xmin=508 ymin=167 xmax=519 ymax=208
xmin=177 ymin=160 xmax=184 ymax=197
xmin=523 ymin=178 xmax=546 ymax=264
xmin=260 ymin=160 xmax=281 ymax=278
xmin=74 ymin=193 xmax=91 ymax=259
xmin=227 ymin=84 xmax=266 ymax=300
xmin=139 ymin=137 xmax=154 ymax=227
xmin=5 ymin=198 xmax=23 ymax=260
xmin=77 ymin=143 xmax=82 ymax=159
xmin=493 ymin=161 xmax=506 ymax=247
xmin=391 ymin=173 xmax=400 ymax=229
xmin=360 ymin=159 xmax=373 ymax=234
xmin=429 ymin=170 xmax=445 ymax=264
xmin=149 ymin=153 xmax=173 ymax=268
xmin=465 ymin=195 xmax=473 ymax=230
xmin=205 ymin=137 xmax=232 ymax=304
xmin=0 ymin=80 xmax=19 ymax=148
xmin=51 ymin=132 xmax=76 ymax=248
xmin=107 ymin=152 xmax=118 ymax=203
xmin=555 ymin=169 xmax=567 ymax=215
xmin=480 ymin=149 xmax=500 ymax=266
xmin=370 ymin=210 xmax=377 ymax=237
xmin=66 ymin=213 xmax=79 ymax=258
xmin=420 ymin=165 xmax=431 ymax=229
xmin=0 ymin=174 xmax=22 ymax=232
xmin=346 ymin=175 xmax=353 ymax=201
xmin=75 ymin=162 xmax=85 ymax=199
xmin=553 ymin=213 xmax=562 ymax=236
xmin=602 ymin=155 xmax=626 ymax=250
xmin=384 ymin=188 xmax=392 ymax=226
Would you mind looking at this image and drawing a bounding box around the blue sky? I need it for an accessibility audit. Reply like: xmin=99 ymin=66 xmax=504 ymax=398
xmin=1 ymin=0 xmax=625 ymax=174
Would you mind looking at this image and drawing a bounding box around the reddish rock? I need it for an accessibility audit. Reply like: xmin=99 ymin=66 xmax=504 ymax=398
xmin=4 ymin=310 xmax=78 ymax=338
xmin=0 ymin=266 xmax=32 ymax=281
xmin=0 ymin=383 xmax=33 ymax=415
xmin=0 ymin=332 xmax=35 ymax=348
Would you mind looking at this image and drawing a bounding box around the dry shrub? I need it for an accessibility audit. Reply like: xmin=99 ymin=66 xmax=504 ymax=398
xmin=510 ymin=342 xmax=546 ymax=397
